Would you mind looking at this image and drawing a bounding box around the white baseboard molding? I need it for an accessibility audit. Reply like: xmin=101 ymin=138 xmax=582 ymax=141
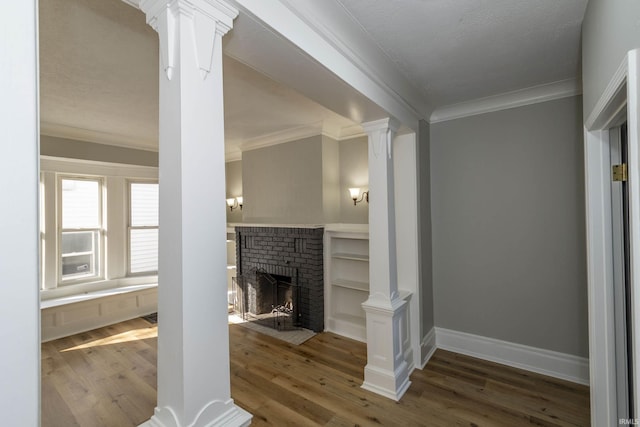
xmin=435 ymin=327 xmax=589 ymax=385
xmin=419 ymin=327 xmax=437 ymax=369
xmin=41 ymin=286 xmax=158 ymax=342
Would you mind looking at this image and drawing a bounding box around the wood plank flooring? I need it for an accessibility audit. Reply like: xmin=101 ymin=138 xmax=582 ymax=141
xmin=41 ymin=318 xmax=590 ymax=426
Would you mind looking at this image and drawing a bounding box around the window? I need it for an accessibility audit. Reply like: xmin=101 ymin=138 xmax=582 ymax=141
xmin=129 ymin=182 xmax=159 ymax=274
xmin=59 ymin=177 xmax=103 ymax=283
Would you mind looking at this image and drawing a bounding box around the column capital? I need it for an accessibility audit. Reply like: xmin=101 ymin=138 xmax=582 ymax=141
xmin=363 ymin=117 xmax=399 ymax=160
xmin=361 ymin=117 xmax=400 ymax=135
xmin=139 ymin=0 xmax=238 ymax=80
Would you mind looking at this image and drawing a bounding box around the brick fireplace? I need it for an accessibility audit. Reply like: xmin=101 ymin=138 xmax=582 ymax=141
xmin=235 ymin=226 xmax=324 ymax=332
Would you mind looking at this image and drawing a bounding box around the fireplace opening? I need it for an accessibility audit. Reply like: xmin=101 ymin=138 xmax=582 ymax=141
xmin=233 ymin=268 xmax=301 ymax=331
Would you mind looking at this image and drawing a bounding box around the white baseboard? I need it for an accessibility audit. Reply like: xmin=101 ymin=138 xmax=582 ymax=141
xmin=435 ymin=327 xmax=589 ymax=385
xmin=419 ymin=327 xmax=437 ymax=369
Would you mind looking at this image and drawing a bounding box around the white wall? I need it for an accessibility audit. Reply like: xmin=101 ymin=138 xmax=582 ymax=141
xmin=430 ymin=96 xmax=588 ymax=357
xmin=0 ymin=2 xmax=40 ymax=424
xmin=582 ymin=0 xmax=640 ymax=118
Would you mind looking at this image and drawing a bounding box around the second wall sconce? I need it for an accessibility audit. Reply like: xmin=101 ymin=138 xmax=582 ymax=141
xmin=349 ymin=188 xmax=369 ymax=206
xmin=226 ymin=196 xmax=243 ymax=211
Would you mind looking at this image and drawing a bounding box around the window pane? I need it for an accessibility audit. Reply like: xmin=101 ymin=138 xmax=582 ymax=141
xmin=62 ymin=254 xmax=94 ymax=277
xmin=61 ymin=231 xmax=98 ymax=280
xmin=131 ymin=183 xmax=159 ymax=227
xmin=62 ymin=179 xmax=100 ymax=228
xmin=130 ymin=228 xmax=158 ymax=273
xmin=61 ymin=230 xmax=94 ymax=254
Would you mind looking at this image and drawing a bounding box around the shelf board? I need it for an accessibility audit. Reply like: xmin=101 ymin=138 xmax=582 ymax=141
xmin=332 ymin=252 xmax=369 ymax=262
xmin=333 ymin=279 xmax=368 ymax=292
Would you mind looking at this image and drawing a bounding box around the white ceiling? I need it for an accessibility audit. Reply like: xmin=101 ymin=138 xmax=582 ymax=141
xmin=39 ymin=0 xmax=588 ymax=154
xmin=336 ymin=0 xmax=588 ymax=107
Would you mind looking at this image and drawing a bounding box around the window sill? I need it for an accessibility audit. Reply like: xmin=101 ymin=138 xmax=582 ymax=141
xmin=40 ymin=276 xmax=157 ymax=309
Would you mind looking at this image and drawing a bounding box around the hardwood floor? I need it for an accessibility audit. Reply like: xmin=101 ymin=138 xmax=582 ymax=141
xmin=41 ymin=318 xmax=590 ymax=426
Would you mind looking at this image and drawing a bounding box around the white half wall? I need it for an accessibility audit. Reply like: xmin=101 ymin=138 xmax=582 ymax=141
xmin=41 ymin=285 xmax=158 ymax=342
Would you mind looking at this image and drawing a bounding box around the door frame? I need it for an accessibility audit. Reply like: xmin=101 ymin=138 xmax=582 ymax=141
xmin=585 ymin=48 xmax=640 ymax=426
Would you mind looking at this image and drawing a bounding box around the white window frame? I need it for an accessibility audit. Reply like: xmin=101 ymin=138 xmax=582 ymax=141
xmin=57 ymin=174 xmax=105 ymax=285
xmin=127 ymin=179 xmax=159 ymax=276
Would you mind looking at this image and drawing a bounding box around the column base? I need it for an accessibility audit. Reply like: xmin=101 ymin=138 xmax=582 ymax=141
xmin=361 ymin=295 xmax=412 ymax=401
xmin=139 ymin=400 xmax=252 ymax=427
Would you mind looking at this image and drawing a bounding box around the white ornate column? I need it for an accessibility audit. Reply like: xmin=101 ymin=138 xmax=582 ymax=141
xmin=361 ymin=118 xmax=411 ymax=401
xmin=138 ymin=1 xmax=251 ymax=426
xmin=1 ymin=3 xmax=40 ymax=425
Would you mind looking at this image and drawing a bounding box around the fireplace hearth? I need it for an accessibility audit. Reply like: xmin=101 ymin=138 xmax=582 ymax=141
xmin=234 ymin=226 xmax=324 ymax=332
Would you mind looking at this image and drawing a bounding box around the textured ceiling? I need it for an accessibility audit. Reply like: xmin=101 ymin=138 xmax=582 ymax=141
xmin=337 ymin=0 xmax=588 ymax=108
xmin=39 ymin=0 xmax=589 ymax=153
xmin=39 ymin=0 xmax=357 ymax=152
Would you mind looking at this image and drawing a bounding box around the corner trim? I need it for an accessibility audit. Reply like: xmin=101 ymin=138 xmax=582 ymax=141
xmin=435 ymin=327 xmax=589 ymax=385
xmin=430 ymin=79 xmax=581 ymax=124
xmin=419 ymin=327 xmax=436 ymax=369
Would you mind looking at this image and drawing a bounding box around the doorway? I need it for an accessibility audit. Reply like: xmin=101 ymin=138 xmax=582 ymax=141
xmin=611 ymin=120 xmax=634 ymax=420
xmin=584 ymin=48 xmax=640 ymax=426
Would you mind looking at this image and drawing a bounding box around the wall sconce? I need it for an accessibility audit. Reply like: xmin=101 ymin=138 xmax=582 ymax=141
xmin=226 ymin=196 xmax=243 ymax=211
xmin=349 ymin=188 xmax=369 ymax=206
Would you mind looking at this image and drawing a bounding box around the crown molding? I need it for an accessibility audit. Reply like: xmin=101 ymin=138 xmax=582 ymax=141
xmin=225 ymin=149 xmax=242 ymax=162
xmin=120 ymin=0 xmax=140 ymax=8
xmin=40 ymin=121 xmax=158 ymax=152
xmin=338 ymin=124 xmax=366 ymax=140
xmin=237 ymin=121 xmax=364 ymax=154
xmin=239 ymin=123 xmax=324 ymax=153
xmin=279 ymin=0 xmax=430 ymax=123
xmin=430 ymin=78 xmax=582 ymax=124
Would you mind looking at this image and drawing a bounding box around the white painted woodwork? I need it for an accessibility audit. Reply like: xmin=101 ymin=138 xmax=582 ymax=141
xmin=361 ymin=118 xmax=411 ymax=401
xmin=39 ymin=157 xmax=158 ymax=297
xmin=430 ymin=79 xmax=581 ymax=124
xmin=226 ymin=228 xmax=236 ymax=304
xmin=436 ymin=328 xmax=590 ymax=385
xmin=420 ymin=328 xmax=437 ymax=369
xmin=627 ymin=50 xmax=640 ymax=418
xmin=393 ymin=132 xmax=421 ymax=372
xmin=138 ymin=0 xmax=250 ymax=426
xmin=41 ymin=285 xmax=158 ymax=342
xmin=214 ymin=0 xmax=422 ymax=130
xmin=0 ymin=2 xmax=40 ymax=424
xmin=324 ymin=225 xmax=369 ymax=342
xmin=583 ymin=49 xmax=640 ymax=426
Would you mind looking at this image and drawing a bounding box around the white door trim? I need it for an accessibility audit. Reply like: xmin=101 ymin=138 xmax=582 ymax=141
xmin=585 ymin=49 xmax=640 ymax=426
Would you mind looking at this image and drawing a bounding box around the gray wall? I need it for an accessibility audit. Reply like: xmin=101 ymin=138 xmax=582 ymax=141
xmin=430 ymin=96 xmax=588 ymax=357
xmin=321 ymin=136 xmax=341 ymax=223
xmin=582 ymin=0 xmax=640 ymax=118
xmin=41 ymin=135 xmax=158 ymax=167
xmin=225 ymin=160 xmax=243 ymax=223
xmin=339 ymin=136 xmax=368 ymax=223
xmin=241 ymin=135 xmax=341 ymax=224
xmin=417 ymin=120 xmax=434 ymax=336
